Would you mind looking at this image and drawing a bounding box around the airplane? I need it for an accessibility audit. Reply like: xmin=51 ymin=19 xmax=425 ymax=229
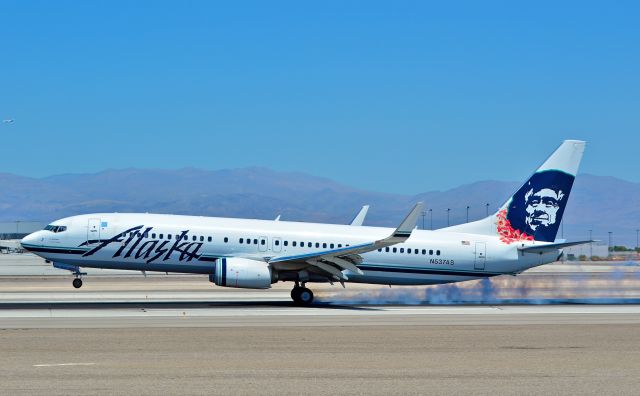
xmin=21 ymin=140 xmax=588 ymax=305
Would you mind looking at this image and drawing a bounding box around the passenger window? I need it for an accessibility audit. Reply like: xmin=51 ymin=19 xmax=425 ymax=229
xmin=168 ymin=235 xmax=172 ymax=240
xmin=200 ymin=236 xmax=204 ymax=242
xmin=400 ymin=248 xmax=405 ymax=253
xmin=315 ymin=243 xmax=320 ymax=248
xmin=208 ymin=237 xmax=212 ymax=242
xmin=429 ymin=249 xmax=433 ymax=255
xmin=407 ymin=249 xmax=412 ymax=254
xmin=393 ymin=247 xmax=397 ymax=253
xmin=330 ymin=243 xmax=334 ymax=249
xmin=239 ymin=238 xmax=244 ymax=243
xmin=192 ymin=236 xmax=197 ymax=241
xmin=246 ymin=238 xmax=251 ymax=244
xmin=422 ymin=249 xmax=426 ymax=255
xmin=224 ymin=237 xmax=229 ymax=243
xmin=275 ymin=240 xmax=280 ymax=246
xmin=151 ymin=233 xmax=156 ymax=239
xmin=261 ymin=239 xmax=266 ymax=245
xmin=415 ymin=249 xmax=419 ymax=254
xmin=385 ymin=247 xmax=389 ymax=252
xmin=436 ymin=250 xmax=441 ymax=256
xmin=284 ymin=241 xmax=288 ymax=246
xmin=292 ymin=241 xmax=297 ymax=247
xmin=378 ymin=249 xmax=382 ymax=252
xmin=253 ymin=239 xmax=258 ymax=244
xmin=308 ymin=242 xmax=312 ymax=248
xmin=338 ymin=244 xmax=342 ymax=248
xmin=323 ymin=243 xmax=327 ymax=248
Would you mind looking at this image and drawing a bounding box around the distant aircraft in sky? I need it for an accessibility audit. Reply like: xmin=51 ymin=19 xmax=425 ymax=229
xmin=2 ymin=119 xmax=14 ymax=124
xmin=21 ymin=141 xmax=588 ymax=305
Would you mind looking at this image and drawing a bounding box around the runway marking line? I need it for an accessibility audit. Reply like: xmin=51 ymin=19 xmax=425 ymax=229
xmin=33 ymin=362 xmax=96 ymax=367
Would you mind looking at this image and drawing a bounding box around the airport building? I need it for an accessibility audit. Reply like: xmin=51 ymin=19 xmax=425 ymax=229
xmin=563 ymin=242 xmax=610 ymax=260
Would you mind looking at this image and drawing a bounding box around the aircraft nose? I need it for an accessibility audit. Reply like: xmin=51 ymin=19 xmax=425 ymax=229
xmin=21 ymin=231 xmax=43 ymax=250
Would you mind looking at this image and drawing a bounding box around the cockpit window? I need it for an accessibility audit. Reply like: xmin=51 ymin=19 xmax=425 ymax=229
xmin=44 ymin=225 xmax=67 ymax=233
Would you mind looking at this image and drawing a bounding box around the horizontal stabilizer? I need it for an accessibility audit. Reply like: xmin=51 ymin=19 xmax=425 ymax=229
xmin=518 ymin=240 xmax=594 ymax=254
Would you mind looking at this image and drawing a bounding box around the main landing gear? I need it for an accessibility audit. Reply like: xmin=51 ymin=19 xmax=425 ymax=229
xmin=72 ymin=277 xmax=83 ymax=289
xmin=291 ymin=282 xmax=314 ymax=305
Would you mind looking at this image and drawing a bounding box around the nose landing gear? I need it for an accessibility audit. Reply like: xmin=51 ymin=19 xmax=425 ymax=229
xmin=291 ymin=282 xmax=314 ymax=305
xmin=71 ymin=268 xmax=86 ymax=289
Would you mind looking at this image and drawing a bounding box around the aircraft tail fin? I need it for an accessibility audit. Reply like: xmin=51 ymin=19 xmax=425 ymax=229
xmin=441 ymin=140 xmax=586 ymax=243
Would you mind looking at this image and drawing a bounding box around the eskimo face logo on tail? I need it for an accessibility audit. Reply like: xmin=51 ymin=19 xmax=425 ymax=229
xmin=524 ymin=187 xmax=565 ymax=231
xmin=499 ymin=170 xmax=575 ymax=243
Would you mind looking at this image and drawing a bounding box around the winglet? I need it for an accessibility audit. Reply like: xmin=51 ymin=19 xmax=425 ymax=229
xmin=350 ymin=205 xmax=370 ymax=226
xmin=393 ymin=202 xmax=423 ymax=238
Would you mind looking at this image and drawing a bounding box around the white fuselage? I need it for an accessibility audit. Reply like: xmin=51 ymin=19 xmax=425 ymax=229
xmin=21 ymin=213 xmax=559 ymax=286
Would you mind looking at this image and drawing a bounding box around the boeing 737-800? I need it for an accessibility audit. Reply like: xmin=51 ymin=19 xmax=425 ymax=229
xmin=21 ymin=140 xmax=587 ymax=305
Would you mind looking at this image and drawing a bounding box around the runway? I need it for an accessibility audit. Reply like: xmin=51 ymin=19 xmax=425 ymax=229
xmin=2 ymin=264 xmax=640 ymax=394
xmin=3 ymin=304 xmax=640 ymax=329
xmin=3 ymin=318 xmax=640 ymax=395
xmin=2 ymin=272 xmax=640 ymax=328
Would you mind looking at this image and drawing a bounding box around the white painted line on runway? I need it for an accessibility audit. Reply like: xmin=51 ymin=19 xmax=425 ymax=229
xmin=2 ymin=305 xmax=640 ymax=319
xmin=33 ymin=362 xmax=96 ymax=367
xmin=0 ymin=292 xmax=292 ymax=301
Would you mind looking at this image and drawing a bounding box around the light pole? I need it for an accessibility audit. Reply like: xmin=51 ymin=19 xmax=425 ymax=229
xmin=466 ymin=206 xmax=470 ymax=223
xmin=588 ymin=229 xmax=592 ymax=258
xmin=608 ymin=231 xmax=613 ymax=255
xmin=447 ymin=208 xmax=451 ymax=227
xmin=429 ymin=209 xmax=433 ymax=230
xmin=485 ymin=203 xmax=490 ymax=217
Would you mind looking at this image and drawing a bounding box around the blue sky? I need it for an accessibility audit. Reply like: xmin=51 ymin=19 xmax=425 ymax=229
xmin=1 ymin=1 xmax=638 ymax=194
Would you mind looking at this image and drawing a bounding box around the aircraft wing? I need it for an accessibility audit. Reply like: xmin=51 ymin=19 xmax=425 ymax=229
xmin=269 ymin=202 xmax=423 ymax=280
xmin=518 ymin=240 xmax=595 ymax=254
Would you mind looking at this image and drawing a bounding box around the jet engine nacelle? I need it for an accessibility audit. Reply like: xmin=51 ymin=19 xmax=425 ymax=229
xmin=209 ymin=258 xmax=273 ymax=289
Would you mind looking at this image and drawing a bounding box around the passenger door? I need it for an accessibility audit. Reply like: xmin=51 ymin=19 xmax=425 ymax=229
xmin=87 ymin=218 xmax=101 ymax=244
xmin=474 ymin=242 xmax=486 ymax=270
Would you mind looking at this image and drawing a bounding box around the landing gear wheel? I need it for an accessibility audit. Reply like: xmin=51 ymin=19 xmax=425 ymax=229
xmin=298 ymin=288 xmax=314 ymax=305
xmin=291 ymin=286 xmax=313 ymax=305
xmin=291 ymin=286 xmax=302 ymax=302
xmin=72 ymin=278 xmax=83 ymax=289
